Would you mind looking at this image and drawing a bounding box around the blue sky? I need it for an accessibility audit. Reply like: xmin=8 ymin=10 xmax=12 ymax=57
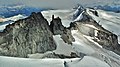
xmin=0 ymin=0 xmax=119 ymax=9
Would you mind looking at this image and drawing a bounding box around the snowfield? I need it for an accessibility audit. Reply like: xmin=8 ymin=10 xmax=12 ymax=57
xmin=0 ymin=56 xmax=110 ymax=67
xmin=0 ymin=56 xmax=64 ymax=67
xmin=53 ymin=35 xmax=75 ymax=56
xmin=67 ymin=56 xmax=110 ymax=67
xmin=71 ymin=30 xmax=95 ymax=55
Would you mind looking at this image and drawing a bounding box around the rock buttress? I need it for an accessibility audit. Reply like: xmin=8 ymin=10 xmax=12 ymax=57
xmin=0 ymin=12 xmax=56 ymax=58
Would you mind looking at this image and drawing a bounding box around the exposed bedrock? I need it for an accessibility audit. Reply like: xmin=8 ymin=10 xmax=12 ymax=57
xmin=49 ymin=15 xmax=75 ymax=44
xmin=0 ymin=12 xmax=56 ymax=58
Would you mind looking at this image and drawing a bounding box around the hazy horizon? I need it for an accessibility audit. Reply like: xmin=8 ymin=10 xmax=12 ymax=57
xmin=0 ymin=0 xmax=120 ymax=9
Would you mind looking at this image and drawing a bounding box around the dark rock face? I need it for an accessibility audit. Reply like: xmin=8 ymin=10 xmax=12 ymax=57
xmin=50 ymin=16 xmax=65 ymax=35
xmin=68 ymin=22 xmax=77 ymax=30
xmin=96 ymin=30 xmax=118 ymax=49
xmin=61 ymin=28 xmax=75 ymax=44
xmin=0 ymin=12 xmax=56 ymax=57
xmin=89 ymin=9 xmax=99 ymax=17
xmin=85 ymin=19 xmax=119 ymax=53
xmin=42 ymin=52 xmax=79 ymax=59
xmin=95 ymin=30 xmax=120 ymax=54
xmin=50 ymin=16 xmax=75 ymax=44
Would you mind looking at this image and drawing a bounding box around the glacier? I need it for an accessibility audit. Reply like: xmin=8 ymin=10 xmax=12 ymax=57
xmin=0 ymin=5 xmax=45 ymax=18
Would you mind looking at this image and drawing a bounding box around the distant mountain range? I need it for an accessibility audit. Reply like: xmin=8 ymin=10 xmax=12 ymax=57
xmin=0 ymin=5 xmax=47 ymax=18
xmin=0 ymin=4 xmax=120 ymax=19
xmin=95 ymin=5 xmax=120 ymax=13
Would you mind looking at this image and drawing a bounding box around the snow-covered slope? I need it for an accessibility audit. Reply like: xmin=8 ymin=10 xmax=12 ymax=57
xmin=0 ymin=56 xmax=64 ymax=67
xmin=67 ymin=56 xmax=110 ymax=67
xmin=53 ymin=35 xmax=75 ymax=56
xmin=71 ymin=30 xmax=95 ymax=55
xmin=0 ymin=56 xmax=110 ymax=67
xmin=41 ymin=8 xmax=120 ymax=67
xmin=86 ymin=8 xmax=120 ymax=43
xmin=73 ymin=11 xmax=84 ymax=22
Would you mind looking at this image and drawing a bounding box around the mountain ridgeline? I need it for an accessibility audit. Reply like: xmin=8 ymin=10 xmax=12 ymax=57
xmin=0 ymin=8 xmax=120 ymax=58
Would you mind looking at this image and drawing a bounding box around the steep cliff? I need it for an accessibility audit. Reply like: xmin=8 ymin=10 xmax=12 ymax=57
xmin=50 ymin=15 xmax=75 ymax=44
xmin=0 ymin=12 xmax=56 ymax=58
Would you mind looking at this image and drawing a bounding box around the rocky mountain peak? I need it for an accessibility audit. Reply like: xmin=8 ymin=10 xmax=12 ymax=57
xmin=50 ymin=15 xmax=75 ymax=44
xmin=50 ymin=15 xmax=65 ymax=35
xmin=0 ymin=12 xmax=56 ymax=58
